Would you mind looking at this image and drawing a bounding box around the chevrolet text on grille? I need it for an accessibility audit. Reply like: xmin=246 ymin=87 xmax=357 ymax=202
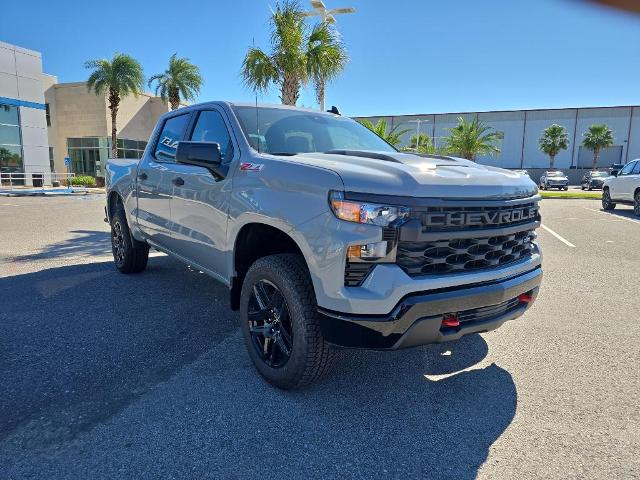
xmin=423 ymin=206 xmax=538 ymax=227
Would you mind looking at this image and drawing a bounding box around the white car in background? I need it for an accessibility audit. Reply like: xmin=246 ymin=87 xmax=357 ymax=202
xmin=539 ymin=171 xmax=569 ymax=190
xmin=602 ymin=159 xmax=640 ymax=216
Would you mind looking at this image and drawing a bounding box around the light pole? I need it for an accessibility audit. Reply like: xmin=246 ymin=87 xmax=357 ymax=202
xmin=302 ymin=0 xmax=356 ymax=24
xmin=408 ymin=119 xmax=429 ymax=151
xmin=302 ymin=1 xmax=355 ymax=111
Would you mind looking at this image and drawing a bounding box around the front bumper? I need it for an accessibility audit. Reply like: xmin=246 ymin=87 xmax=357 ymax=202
xmin=318 ymin=267 xmax=542 ymax=349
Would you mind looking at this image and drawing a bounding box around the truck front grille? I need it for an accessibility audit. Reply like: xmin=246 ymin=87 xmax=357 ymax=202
xmin=397 ymin=230 xmax=536 ymax=276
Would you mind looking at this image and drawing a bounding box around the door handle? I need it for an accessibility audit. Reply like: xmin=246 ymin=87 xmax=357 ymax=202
xmin=172 ymin=177 xmax=185 ymax=186
xmin=138 ymin=172 xmax=148 ymax=181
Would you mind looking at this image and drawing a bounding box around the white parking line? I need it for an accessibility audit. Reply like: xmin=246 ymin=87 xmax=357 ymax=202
xmin=584 ymin=207 xmax=640 ymax=225
xmin=540 ymin=224 xmax=576 ymax=248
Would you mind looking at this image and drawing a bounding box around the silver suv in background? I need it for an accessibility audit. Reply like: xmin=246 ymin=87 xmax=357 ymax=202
xmin=105 ymin=101 xmax=543 ymax=389
xmin=539 ymin=171 xmax=569 ymax=190
xmin=602 ymin=159 xmax=640 ymax=216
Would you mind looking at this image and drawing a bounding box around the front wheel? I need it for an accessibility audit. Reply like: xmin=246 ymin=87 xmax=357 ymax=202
xmin=634 ymin=191 xmax=640 ymax=217
xmin=602 ymin=189 xmax=616 ymax=211
xmin=110 ymin=209 xmax=149 ymax=273
xmin=239 ymin=254 xmax=335 ymax=389
xmin=563 ymin=187 xmax=569 ymax=191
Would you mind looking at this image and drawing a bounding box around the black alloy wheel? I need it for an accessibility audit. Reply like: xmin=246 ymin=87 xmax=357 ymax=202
xmin=602 ymin=189 xmax=616 ymax=211
xmin=247 ymin=279 xmax=294 ymax=368
xmin=112 ymin=220 xmax=126 ymax=268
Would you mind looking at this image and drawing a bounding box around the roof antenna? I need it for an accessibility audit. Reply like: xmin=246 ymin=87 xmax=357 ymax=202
xmin=327 ymin=105 xmax=341 ymax=116
xmin=255 ymin=92 xmax=260 ymax=153
xmin=252 ymin=36 xmax=260 ymax=153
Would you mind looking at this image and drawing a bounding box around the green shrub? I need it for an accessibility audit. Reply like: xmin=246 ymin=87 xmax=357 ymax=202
xmin=69 ymin=175 xmax=97 ymax=187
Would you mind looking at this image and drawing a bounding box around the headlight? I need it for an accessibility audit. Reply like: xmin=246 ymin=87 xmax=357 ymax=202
xmin=329 ymin=191 xmax=409 ymax=227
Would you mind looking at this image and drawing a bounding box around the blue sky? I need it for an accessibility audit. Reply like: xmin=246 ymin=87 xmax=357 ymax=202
xmin=3 ymin=0 xmax=640 ymax=116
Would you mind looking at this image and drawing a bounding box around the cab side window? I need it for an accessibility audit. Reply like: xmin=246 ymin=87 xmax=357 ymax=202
xmin=190 ymin=110 xmax=233 ymax=162
xmin=632 ymin=161 xmax=640 ymax=175
xmin=154 ymin=114 xmax=190 ymax=162
xmin=619 ymin=161 xmax=636 ymax=176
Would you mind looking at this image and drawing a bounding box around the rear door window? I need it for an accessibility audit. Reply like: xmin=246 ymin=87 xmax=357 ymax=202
xmin=154 ymin=114 xmax=190 ymax=162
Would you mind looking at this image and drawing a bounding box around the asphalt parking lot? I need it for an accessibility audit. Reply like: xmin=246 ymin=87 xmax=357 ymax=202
xmin=1 ymin=195 xmax=639 ymax=479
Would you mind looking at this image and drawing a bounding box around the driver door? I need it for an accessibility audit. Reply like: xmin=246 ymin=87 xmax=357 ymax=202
xmin=613 ymin=161 xmax=637 ymax=201
xmin=167 ymin=108 xmax=236 ymax=280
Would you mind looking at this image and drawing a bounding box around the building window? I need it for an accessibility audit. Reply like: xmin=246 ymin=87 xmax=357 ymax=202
xmin=45 ymin=103 xmax=51 ymax=127
xmin=66 ymin=137 xmax=147 ymax=175
xmin=49 ymin=147 xmax=55 ymax=172
xmin=0 ymin=103 xmax=23 ymax=185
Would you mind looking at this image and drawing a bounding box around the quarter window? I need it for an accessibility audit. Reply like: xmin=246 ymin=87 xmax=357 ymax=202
xmin=154 ymin=114 xmax=190 ymax=162
xmin=190 ymin=110 xmax=233 ymax=162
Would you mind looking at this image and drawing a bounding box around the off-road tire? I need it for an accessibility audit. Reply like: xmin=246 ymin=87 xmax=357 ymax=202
xmin=239 ymin=254 xmax=335 ymax=390
xmin=110 ymin=208 xmax=149 ymax=273
xmin=602 ymin=188 xmax=616 ymax=211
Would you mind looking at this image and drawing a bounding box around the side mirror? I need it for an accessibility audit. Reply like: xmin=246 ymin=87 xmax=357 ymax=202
xmin=176 ymin=141 xmax=223 ymax=176
xmin=610 ymin=170 xmax=618 ymax=177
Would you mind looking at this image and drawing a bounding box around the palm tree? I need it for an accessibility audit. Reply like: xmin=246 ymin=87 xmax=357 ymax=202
xmin=148 ymin=53 xmax=203 ymax=110
xmin=401 ymin=133 xmax=438 ymax=154
xmin=241 ymin=1 xmax=348 ymax=106
xmin=85 ymin=54 xmax=144 ymax=158
xmin=582 ymin=124 xmax=614 ymax=169
xmin=539 ymin=124 xmax=570 ymax=169
xmin=306 ymin=22 xmax=348 ymax=111
xmin=359 ymin=119 xmax=411 ymax=147
xmin=442 ymin=117 xmax=503 ymax=161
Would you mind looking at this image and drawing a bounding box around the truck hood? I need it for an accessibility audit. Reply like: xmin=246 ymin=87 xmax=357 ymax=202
xmin=288 ymin=151 xmax=538 ymax=199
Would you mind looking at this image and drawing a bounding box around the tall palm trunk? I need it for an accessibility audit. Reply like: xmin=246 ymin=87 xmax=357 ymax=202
xmin=316 ymin=80 xmax=326 ymax=111
xmin=168 ymin=86 xmax=180 ymax=110
xmin=108 ymin=87 xmax=120 ymax=158
xmin=549 ymin=154 xmax=556 ymax=169
xmin=280 ymin=75 xmax=300 ymax=106
xmin=592 ymin=150 xmax=599 ymax=170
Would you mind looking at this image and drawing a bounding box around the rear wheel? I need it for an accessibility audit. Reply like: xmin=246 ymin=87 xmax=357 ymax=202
xmin=239 ymin=254 xmax=335 ymax=389
xmin=110 ymin=208 xmax=149 ymax=273
xmin=602 ymin=189 xmax=616 ymax=211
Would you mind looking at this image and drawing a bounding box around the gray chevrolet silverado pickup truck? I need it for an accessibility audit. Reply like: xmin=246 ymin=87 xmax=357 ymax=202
xmin=105 ymin=101 xmax=542 ymax=389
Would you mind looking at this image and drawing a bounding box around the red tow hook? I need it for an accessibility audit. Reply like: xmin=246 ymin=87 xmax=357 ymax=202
xmin=518 ymin=293 xmax=534 ymax=304
xmin=441 ymin=313 xmax=460 ymax=328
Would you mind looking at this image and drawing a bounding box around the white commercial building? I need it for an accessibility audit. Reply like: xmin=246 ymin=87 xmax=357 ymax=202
xmin=356 ymin=106 xmax=640 ymax=183
xmin=0 ymin=41 xmax=50 ymax=185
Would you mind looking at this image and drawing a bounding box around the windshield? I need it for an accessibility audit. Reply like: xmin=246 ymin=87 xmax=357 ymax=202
xmin=232 ymin=106 xmax=396 ymax=155
xmin=547 ymin=171 xmax=565 ymax=177
xmin=591 ymin=171 xmax=608 ymax=177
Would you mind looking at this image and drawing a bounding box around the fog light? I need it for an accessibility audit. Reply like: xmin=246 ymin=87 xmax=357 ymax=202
xmin=347 ymin=241 xmax=388 ymax=260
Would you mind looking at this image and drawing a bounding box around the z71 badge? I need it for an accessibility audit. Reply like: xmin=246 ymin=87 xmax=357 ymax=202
xmin=240 ymin=163 xmax=264 ymax=172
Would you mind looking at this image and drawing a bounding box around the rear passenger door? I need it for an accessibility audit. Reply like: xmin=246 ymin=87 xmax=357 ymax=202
xmin=136 ymin=113 xmax=191 ymax=247
xmin=167 ymin=108 xmax=237 ymax=280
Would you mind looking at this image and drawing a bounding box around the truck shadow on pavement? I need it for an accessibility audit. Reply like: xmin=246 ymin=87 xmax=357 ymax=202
xmin=11 ymin=230 xmax=111 ymax=262
xmin=0 ymin=256 xmax=516 ymax=479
